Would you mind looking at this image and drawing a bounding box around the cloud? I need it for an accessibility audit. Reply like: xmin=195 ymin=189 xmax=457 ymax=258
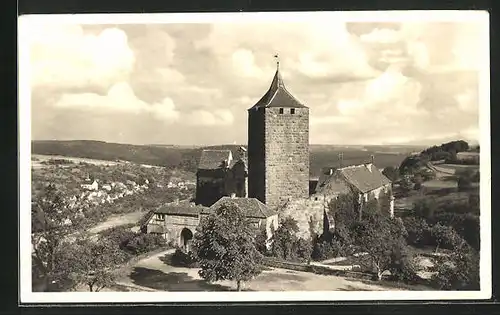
xmin=359 ymin=28 xmax=400 ymax=44
xmin=55 ymin=82 xmax=180 ymax=122
xmin=29 ymin=25 xmax=135 ymax=89
xmin=195 ymin=22 xmax=379 ymax=83
xmin=29 ymin=20 xmax=483 ymax=146
xmin=188 ymin=109 xmax=234 ymax=126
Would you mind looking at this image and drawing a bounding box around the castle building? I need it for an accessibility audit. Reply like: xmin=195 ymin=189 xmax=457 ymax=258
xmin=142 ymin=56 xmax=396 ymax=244
xmin=195 ymin=147 xmax=248 ymax=207
xmin=247 ymin=60 xmax=310 ymax=210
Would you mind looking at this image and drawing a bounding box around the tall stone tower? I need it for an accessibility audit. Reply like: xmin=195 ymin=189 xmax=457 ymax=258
xmin=247 ymin=58 xmax=310 ymax=210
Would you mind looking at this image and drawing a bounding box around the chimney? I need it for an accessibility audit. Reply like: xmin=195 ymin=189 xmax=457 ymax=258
xmin=338 ymin=153 xmax=343 ymax=168
xmin=370 ymin=154 xmax=375 ymax=164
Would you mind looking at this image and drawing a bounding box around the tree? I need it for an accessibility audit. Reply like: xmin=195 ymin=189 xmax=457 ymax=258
xmin=271 ymin=217 xmax=297 ymax=259
xmin=399 ymin=176 xmax=414 ymax=194
xmin=31 ymin=183 xmax=82 ymax=291
xmin=399 ymin=156 xmax=425 ymax=175
xmin=430 ymin=223 xmax=462 ymax=253
xmin=403 ymin=217 xmax=432 ymax=247
xmin=413 ymin=174 xmax=423 ymax=190
xmin=351 ymin=211 xmax=414 ymax=280
xmin=191 ymin=203 xmax=263 ymax=291
xmin=458 ymin=174 xmax=473 ymax=191
xmin=382 ymin=166 xmax=399 ymax=182
xmin=270 ymin=217 xmax=312 ymax=263
xmin=413 ymin=199 xmax=438 ymax=221
xmin=432 ymin=241 xmax=479 ymax=290
xmin=57 ymin=236 xmax=127 ymax=291
xmin=328 ymin=193 xmax=358 ymax=238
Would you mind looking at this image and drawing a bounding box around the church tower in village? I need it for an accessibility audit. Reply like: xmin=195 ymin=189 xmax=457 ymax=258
xmin=247 ymin=56 xmax=310 ymax=210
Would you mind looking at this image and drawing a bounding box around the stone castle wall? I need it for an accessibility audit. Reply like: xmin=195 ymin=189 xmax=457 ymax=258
xmin=279 ymin=197 xmax=326 ymax=240
xmin=165 ymin=214 xmax=199 ymax=247
xmin=247 ymin=108 xmax=266 ymax=203
xmin=264 ymin=107 xmax=310 ymax=210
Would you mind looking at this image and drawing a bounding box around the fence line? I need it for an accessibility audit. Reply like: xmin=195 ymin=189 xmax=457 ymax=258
xmin=261 ymin=257 xmax=375 ymax=281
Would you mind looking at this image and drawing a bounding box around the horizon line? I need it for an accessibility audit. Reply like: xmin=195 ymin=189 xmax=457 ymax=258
xmin=30 ymin=139 xmax=478 ymax=147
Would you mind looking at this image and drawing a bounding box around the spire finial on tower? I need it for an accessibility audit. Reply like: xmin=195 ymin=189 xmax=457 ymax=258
xmin=274 ymin=54 xmax=280 ymax=69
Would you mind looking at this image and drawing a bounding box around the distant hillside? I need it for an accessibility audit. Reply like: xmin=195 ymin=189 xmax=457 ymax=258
xmin=398 ymin=139 xmax=477 ymax=174
xmin=32 ymin=140 xmax=191 ymax=170
xmin=31 ymin=140 xmax=410 ymax=177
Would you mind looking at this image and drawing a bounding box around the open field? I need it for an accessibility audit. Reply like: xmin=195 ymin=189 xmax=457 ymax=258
xmin=32 ymin=154 xmax=123 ymax=168
xmin=440 ymin=164 xmax=479 ymax=173
xmin=110 ymin=250 xmax=428 ymax=292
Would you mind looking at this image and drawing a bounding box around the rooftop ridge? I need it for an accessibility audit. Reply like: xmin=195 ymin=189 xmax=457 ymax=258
xmin=249 ymin=61 xmax=307 ymax=109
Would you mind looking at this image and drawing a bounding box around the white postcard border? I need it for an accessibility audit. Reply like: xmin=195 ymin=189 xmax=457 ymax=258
xmin=18 ymin=10 xmax=492 ymax=303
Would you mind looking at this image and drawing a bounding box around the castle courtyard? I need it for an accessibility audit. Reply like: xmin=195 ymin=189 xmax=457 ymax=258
xmin=110 ymin=250 xmax=429 ymax=292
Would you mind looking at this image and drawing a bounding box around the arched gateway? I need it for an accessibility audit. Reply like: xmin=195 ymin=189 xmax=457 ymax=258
xmin=180 ymin=228 xmax=194 ymax=252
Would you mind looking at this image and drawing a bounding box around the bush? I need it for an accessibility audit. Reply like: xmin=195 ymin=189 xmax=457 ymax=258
xmin=170 ymin=248 xmax=199 ymax=268
xmin=311 ymin=235 xmax=348 ymax=261
xmin=431 ymin=244 xmax=479 ymax=290
xmin=388 ymin=244 xmax=419 ymax=283
xmin=402 ymin=217 xmax=432 ymax=248
xmin=457 ymin=176 xmax=472 ymax=191
xmin=254 ymin=229 xmax=270 ymax=256
xmin=100 ymin=225 xmax=137 ymax=249
xmin=269 ymin=217 xmax=313 ymax=263
xmin=123 ymin=233 xmax=166 ymax=255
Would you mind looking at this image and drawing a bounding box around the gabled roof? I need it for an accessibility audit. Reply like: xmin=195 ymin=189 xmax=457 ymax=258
xmin=139 ymin=202 xmax=206 ymax=227
xmin=198 ymin=150 xmax=232 ymax=170
xmin=202 ymin=197 xmax=276 ymax=219
xmin=337 ymin=164 xmax=392 ymax=194
xmin=138 ymin=210 xmax=155 ymax=227
xmin=155 ymin=201 xmax=205 ymax=217
xmin=249 ymin=66 xmax=307 ymax=110
xmin=314 ymin=171 xmax=352 ymax=196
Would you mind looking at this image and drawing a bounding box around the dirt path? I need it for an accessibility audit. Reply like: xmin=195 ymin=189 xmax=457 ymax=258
xmin=113 ymin=250 xmax=412 ymax=292
xmin=86 ymin=211 xmax=146 ymax=234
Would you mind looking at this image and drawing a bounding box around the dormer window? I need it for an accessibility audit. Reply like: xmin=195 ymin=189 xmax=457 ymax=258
xmin=279 ymin=108 xmax=284 ymax=114
xmin=290 ymin=108 xmax=295 ymax=114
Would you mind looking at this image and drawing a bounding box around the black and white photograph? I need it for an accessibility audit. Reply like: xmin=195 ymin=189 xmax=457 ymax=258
xmin=19 ymin=11 xmax=491 ymax=303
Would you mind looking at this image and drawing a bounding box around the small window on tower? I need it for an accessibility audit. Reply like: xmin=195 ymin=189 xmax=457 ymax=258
xmin=291 ymin=108 xmax=295 ymax=114
xmin=279 ymin=108 xmax=284 ymax=114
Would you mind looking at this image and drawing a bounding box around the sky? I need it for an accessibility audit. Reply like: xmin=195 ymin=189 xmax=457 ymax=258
xmin=25 ymin=13 xmax=488 ymax=146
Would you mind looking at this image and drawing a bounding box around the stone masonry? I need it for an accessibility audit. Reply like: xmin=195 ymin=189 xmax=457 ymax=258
xmin=247 ymin=63 xmax=310 ymax=211
xmin=264 ymin=107 xmax=310 ymax=210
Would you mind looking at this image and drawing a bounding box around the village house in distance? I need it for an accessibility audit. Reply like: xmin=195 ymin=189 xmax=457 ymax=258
xmin=141 ymin=58 xmax=394 ymax=247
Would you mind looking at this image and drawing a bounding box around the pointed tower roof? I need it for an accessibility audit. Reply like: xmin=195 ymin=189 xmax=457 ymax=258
xmin=249 ymin=57 xmax=307 ymax=110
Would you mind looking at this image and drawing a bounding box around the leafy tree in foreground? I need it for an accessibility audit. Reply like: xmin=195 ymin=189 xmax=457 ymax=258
xmin=351 ymin=210 xmax=415 ymax=281
xmin=432 ymin=240 xmax=480 ymax=290
xmin=430 ymin=223 xmax=462 ymax=253
xmin=31 ymin=183 xmax=82 ymax=291
xmin=58 ymin=236 xmax=127 ymax=292
xmin=191 ymin=203 xmax=263 ymax=291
